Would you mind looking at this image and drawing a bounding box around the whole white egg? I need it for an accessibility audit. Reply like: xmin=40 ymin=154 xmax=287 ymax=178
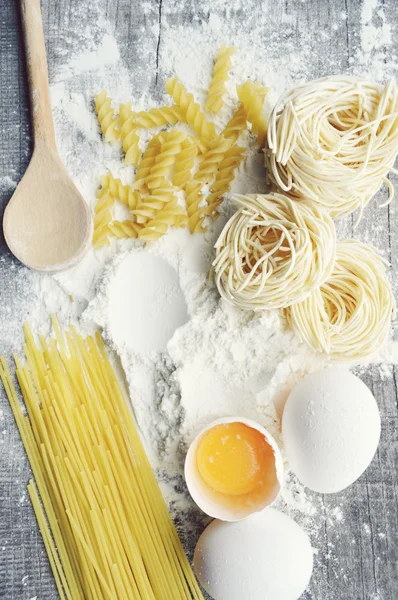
xmin=282 ymin=368 xmax=381 ymax=494
xmin=194 ymin=508 xmax=313 ymax=600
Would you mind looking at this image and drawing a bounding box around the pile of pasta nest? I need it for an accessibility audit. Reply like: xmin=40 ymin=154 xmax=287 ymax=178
xmin=215 ymin=76 xmax=398 ymax=362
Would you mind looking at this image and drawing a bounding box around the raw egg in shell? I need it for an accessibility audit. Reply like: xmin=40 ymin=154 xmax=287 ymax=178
xmin=185 ymin=417 xmax=283 ymax=521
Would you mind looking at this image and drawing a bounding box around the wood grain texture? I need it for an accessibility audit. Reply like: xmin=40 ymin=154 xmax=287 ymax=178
xmin=20 ymin=0 xmax=56 ymax=147
xmin=0 ymin=0 xmax=398 ymax=599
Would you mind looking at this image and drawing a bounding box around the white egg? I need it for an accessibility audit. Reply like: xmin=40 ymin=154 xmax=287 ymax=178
xmin=282 ymin=368 xmax=381 ymax=494
xmin=194 ymin=508 xmax=313 ymax=600
xmin=185 ymin=417 xmax=284 ymax=521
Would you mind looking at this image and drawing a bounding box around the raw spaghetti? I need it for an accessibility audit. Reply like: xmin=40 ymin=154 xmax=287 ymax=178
xmin=0 ymin=319 xmax=204 ymax=600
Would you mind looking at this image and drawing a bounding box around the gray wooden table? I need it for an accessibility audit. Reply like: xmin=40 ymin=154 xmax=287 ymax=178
xmin=1 ymin=0 xmax=398 ymax=598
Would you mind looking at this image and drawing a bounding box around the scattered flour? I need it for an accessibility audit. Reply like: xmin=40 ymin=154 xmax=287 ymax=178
xmin=360 ymin=0 xmax=391 ymax=55
xmin=39 ymin=0 xmax=398 ymax=557
xmin=363 ymin=522 xmax=372 ymax=535
xmin=354 ymin=0 xmax=396 ymax=80
xmin=331 ymin=507 xmax=344 ymax=523
xmin=0 ymin=175 xmax=17 ymax=194
xmin=2 ymin=1 xmax=398 ymax=594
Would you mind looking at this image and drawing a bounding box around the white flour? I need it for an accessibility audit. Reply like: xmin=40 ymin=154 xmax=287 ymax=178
xmin=47 ymin=0 xmax=397 ymax=538
xmin=354 ymin=0 xmax=395 ymax=81
xmin=3 ymin=0 xmax=396 ymax=576
xmin=0 ymin=175 xmax=17 ymax=194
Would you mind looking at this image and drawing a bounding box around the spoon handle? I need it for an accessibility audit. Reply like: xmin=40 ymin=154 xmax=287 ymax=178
xmin=21 ymin=0 xmax=56 ymax=149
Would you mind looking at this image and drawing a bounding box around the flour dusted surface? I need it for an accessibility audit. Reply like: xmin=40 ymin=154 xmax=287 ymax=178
xmin=50 ymin=0 xmax=398 ymax=570
xmin=2 ymin=0 xmax=398 ymax=597
xmin=107 ymin=252 xmax=188 ymax=353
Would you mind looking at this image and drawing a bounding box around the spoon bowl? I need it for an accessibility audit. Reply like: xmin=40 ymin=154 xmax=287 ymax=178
xmin=3 ymin=0 xmax=92 ymax=272
xmin=4 ymin=142 xmax=92 ymax=271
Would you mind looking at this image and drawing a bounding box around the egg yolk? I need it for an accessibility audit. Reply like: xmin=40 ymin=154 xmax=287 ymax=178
xmin=196 ymin=422 xmax=274 ymax=496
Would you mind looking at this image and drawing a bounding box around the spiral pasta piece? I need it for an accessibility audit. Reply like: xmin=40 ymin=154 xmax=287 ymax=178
xmin=194 ymin=136 xmax=234 ymax=184
xmin=119 ymin=102 xmax=141 ymax=165
xmin=145 ymin=130 xmax=187 ymax=189
xmin=94 ymin=91 xmax=120 ymax=142
xmin=222 ymin=105 xmax=247 ymax=143
xmin=237 ymin=81 xmax=268 ymax=145
xmin=133 ymin=134 xmax=163 ymax=191
xmin=107 ymin=220 xmax=142 ymax=239
xmin=284 ymin=240 xmax=395 ymax=361
xmin=205 ymin=145 xmax=245 ymax=216
xmin=166 ymin=76 xmax=217 ymax=147
xmin=172 ymin=137 xmax=199 ymax=188
xmin=135 ymin=106 xmax=184 ymax=128
xmin=132 ymin=197 xmax=168 ymax=223
xmin=138 ymin=199 xmax=187 ymax=242
xmin=132 ymin=183 xmax=176 ymax=223
xmin=176 ymin=213 xmax=189 ymax=228
xmin=186 ymin=181 xmax=207 ymax=233
xmin=213 ymin=193 xmax=336 ymax=311
xmin=205 ymin=44 xmax=236 ymax=114
xmin=266 ymin=76 xmax=398 ymax=220
xmin=100 ymin=172 xmax=140 ymax=210
xmin=93 ymin=189 xmax=114 ymax=248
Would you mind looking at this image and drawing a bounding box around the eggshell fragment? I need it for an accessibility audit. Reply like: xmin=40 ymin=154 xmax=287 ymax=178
xmin=282 ymin=368 xmax=381 ymax=494
xmin=185 ymin=417 xmax=283 ymax=521
xmin=194 ymin=508 xmax=313 ymax=600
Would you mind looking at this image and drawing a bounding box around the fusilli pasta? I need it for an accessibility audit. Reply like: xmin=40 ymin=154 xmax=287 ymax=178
xmin=93 ymin=189 xmax=114 ymax=247
xmin=132 ymin=183 xmax=176 ymax=223
xmin=135 ymin=106 xmax=184 ymax=128
xmin=205 ymin=145 xmax=246 ymax=217
xmin=93 ymin=46 xmax=266 ymax=247
xmin=166 ymin=76 xmax=217 ymax=147
xmin=119 ymin=102 xmax=141 ymax=165
xmin=133 ymin=134 xmax=163 ymax=190
xmin=94 ymin=91 xmax=120 ymax=142
xmin=172 ymin=137 xmax=199 ymax=188
xmin=99 ymin=173 xmax=139 ymax=211
xmin=107 ymin=220 xmax=142 ymax=239
xmin=205 ymin=44 xmax=236 ymax=114
xmin=194 ymin=136 xmax=234 ymax=184
xmin=186 ymin=181 xmax=207 ymax=233
xmin=131 ymin=197 xmax=166 ymax=223
xmin=138 ymin=199 xmax=187 ymax=242
xmin=145 ymin=130 xmax=187 ymax=189
xmin=237 ymin=81 xmax=269 ymax=145
xmin=222 ymin=105 xmax=247 ymax=143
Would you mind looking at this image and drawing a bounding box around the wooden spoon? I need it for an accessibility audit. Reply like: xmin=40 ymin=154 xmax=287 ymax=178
xmin=3 ymin=0 xmax=92 ymax=272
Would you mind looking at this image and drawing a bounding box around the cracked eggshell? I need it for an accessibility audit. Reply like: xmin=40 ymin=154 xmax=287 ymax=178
xmin=282 ymin=368 xmax=381 ymax=494
xmin=185 ymin=417 xmax=284 ymax=521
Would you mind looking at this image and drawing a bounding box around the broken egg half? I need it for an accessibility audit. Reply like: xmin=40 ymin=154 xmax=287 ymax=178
xmin=185 ymin=417 xmax=283 ymax=521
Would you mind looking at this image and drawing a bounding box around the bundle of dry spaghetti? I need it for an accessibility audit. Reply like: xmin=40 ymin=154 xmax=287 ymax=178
xmin=266 ymin=76 xmax=398 ymax=220
xmin=212 ymin=193 xmax=336 ymax=310
xmin=0 ymin=318 xmax=204 ymax=600
xmin=284 ymin=240 xmax=396 ymax=361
